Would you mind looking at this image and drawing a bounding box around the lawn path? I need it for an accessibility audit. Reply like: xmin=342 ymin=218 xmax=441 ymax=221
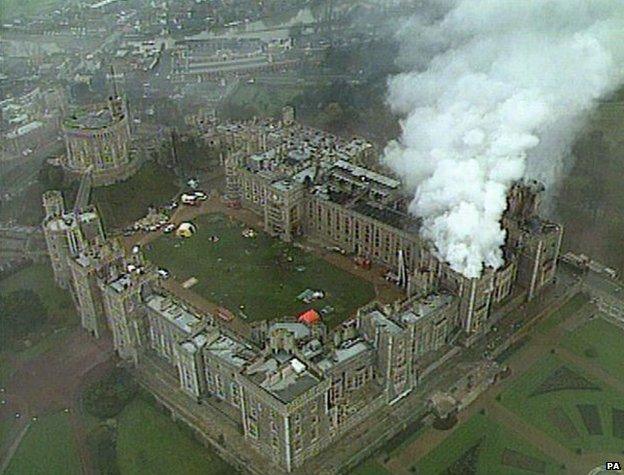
xmin=555 ymin=346 xmax=624 ymax=394
xmin=0 ymin=422 xmax=30 ymax=474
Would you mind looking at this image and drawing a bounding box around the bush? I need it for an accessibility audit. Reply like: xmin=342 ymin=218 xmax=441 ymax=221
xmin=433 ymin=413 xmax=458 ymax=430
xmin=83 ymin=368 xmax=137 ymax=419
xmin=38 ymin=162 xmax=65 ymax=190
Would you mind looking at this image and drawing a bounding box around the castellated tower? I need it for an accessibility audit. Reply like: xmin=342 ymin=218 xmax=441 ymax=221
xmin=42 ymin=191 xmax=72 ymax=288
xmin=42 ymin=190 xmax=105 ymax=289
xmin=43 ymin=190 xmax=64 ymax=218
xmin=69 ymin=239 xmax=126 ymax=338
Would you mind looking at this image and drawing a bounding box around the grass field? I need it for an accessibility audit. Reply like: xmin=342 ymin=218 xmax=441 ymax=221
xmin=0 ymin=264 xmax=77 ymax=389
xmin=0 ymin=263 xmax=76 ymax=321
xmin=350 ymin=459 xmax=392 ymax=475
xmin=146 ymin=213 xmax=375 ymax=327
xmin=116 ymin=399 xmax=234 ymax=475
xmin=92 ymin=161 xmax=180 ymax=230
xmin=5 ymin=411 xmax=81 ymax=475
xmin=0 ymin=354 xmax=14 ymax=384
xmin=561 ymin=317 xmax=624 ymax=382
xmin=533 ymin=292 xmax=589 ymax=335
xmin=500 ymin=354 xmax=624 ymax=453
xmin=0 ymin=181 xmax=48 ymax=226
xmin=413 ymin=414 xmax=563 ymax=474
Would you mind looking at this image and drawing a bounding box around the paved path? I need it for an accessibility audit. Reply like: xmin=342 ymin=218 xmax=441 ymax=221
xmin=0 ymin=422 xmax=30 ymax=474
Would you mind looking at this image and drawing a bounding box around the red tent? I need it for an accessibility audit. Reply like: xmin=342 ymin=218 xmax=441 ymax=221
xmin=298 ymin=309 xmax=321 ymax=325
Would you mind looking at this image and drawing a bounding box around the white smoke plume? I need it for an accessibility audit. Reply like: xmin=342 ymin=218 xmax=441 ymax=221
xmin=383 ymin=0 xmax=624 ymax=278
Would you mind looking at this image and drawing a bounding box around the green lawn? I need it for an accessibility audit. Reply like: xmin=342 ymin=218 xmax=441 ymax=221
xmin=5 ymin=412 xmax=81 ymax=475
xmin=0 ymin=417 xmax=15 ymax=458
xmin=0 ymin=264 xmax=77 ymax=369
xmin=0 ymin=354 xmax=14 ymax=384
xmin=500 ymin=354 xmax=624 ymax=453
xmin=561 ymin=317 xmax=624 ymax=382
xmin=414 ymin=414 xmax=563 ymax=474
xmin=15 ymin=326 xmax=74 ymax=362
xmin=0 ymin=158 xmax=76 ymax=226
xmin=533 ymin=293 xmax=589 ymax=334
xmin=0 ymin=263 xmax=75 ymax=321
xmin=0 ymin=181 xmax=46 ymax=226
xmin=92 ymin=161 xmax=180 ymax=230
xmin=349 ymin=459 xmax=392 ymax=475
xmin=145 ymin=213 xmax=376 ymax=327
xmin=116 ymin=399 xmax=233 ymax=475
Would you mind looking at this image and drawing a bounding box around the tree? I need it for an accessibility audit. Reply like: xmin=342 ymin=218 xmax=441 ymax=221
xmin=0 ymin=290 xmax=48 ymax=347
xmin=83 ymin=368 xmax=138 ymax=419
xmin=38 ymin=162 xmax=65 ymax=190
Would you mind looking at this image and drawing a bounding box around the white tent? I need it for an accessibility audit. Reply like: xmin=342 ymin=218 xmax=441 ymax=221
xmin=176 ymin=222 xmax=196 ymax=238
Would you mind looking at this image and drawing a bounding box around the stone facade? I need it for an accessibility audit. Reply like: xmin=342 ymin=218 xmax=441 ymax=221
xmin=219 ymin=118 xmax=562 ymax=337
xmin=42 ymin=190 xmax=105 ymax=289
xmin=61 ymin=95 xmax=136 ymax=186
xmin=97 ymin=283 xmax=457 ymax=472
xmin=45 ymin=116 xmax=563 ymax=473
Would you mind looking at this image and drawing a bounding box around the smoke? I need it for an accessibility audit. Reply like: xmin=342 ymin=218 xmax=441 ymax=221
xmin=383 ymin=0 xmax=624 ymax=278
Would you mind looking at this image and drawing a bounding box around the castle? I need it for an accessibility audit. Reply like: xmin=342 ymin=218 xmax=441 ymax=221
xmin=42 ymin=109 xmax=563 ymax=473
xmin=60 ymin=91 xmax=138 ymax=186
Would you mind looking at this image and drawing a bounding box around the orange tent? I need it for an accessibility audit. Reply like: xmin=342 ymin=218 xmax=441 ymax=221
xmin=298 ymin=309 xmax=321 ymax=325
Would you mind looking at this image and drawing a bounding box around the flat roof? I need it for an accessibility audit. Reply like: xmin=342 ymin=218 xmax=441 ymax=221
xmin=246 ymin=354 xmax=321 ymax=403
xmin=350 ymin=200 xmax=419 ymax=232
xmin=332 ymin=160 xmax=400 ymax=189
xmin=205 ymin=333 xmax=256 ymax=367
xmin=368 ymin=310 xmax=404 ymax=334
xmin=146 ymin=294 xmax=200 ymax=335
xmin=45 ymin=210 xmax=100 ymax=232
xmin=399 ymin=293 xmax=455 ymax=324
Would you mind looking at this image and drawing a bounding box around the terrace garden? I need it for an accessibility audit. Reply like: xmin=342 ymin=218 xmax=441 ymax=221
xmin=499 ymin=354 xmax=624 ymax=454
xmin=412 ymin=414 xmax=563 ymax=475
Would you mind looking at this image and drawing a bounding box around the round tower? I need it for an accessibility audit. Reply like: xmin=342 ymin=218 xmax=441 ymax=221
xmin=42 ymin=190 xmax=65 ymax=219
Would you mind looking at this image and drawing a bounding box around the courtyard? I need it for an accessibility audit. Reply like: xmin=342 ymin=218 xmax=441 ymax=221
xmin=145 ymin=213 xmax=376 ymax=328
